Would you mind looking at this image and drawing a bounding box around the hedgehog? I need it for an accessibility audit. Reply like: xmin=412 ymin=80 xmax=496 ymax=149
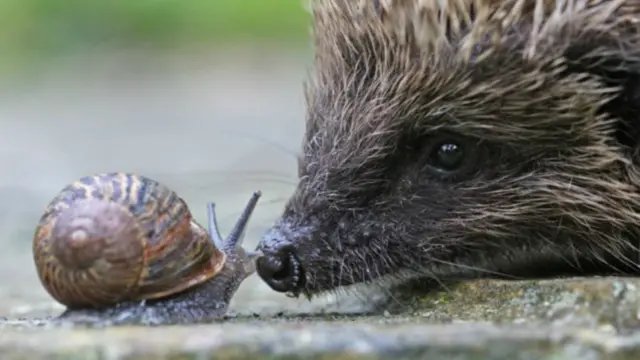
xmin=255 ymin=0 xmax=640 ymax=300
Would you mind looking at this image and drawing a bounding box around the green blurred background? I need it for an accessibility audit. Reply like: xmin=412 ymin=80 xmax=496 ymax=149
xmin=0 ymin=0 xmax=310 ymax=74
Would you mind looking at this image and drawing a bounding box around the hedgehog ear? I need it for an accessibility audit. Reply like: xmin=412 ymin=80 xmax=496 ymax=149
xmin=563 ymin=43 xmax=640 ymax=150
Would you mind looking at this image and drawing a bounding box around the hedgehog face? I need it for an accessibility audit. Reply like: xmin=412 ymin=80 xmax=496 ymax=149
xmin=257 ymin=0 xmax=640 ymax=298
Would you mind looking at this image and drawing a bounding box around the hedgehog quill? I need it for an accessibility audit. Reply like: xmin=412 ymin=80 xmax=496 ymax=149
xmin=256 ymin=0 xmax=640 ymax=298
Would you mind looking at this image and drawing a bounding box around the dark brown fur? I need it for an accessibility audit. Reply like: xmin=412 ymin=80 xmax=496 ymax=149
xmin=256 ymin=0 xmax=640 ymax=298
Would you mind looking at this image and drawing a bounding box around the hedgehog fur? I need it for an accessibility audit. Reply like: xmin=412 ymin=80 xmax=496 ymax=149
xmin=257 ymin=0 xmax=640 ymax=298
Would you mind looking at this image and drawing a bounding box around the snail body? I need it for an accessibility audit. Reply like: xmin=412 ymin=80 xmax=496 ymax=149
xmin=32 ymin=172 xmax=261 ymax=324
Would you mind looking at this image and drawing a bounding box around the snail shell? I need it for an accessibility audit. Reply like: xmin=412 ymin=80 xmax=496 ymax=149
xmin=32 ymin=172 xmax=225 ymax=309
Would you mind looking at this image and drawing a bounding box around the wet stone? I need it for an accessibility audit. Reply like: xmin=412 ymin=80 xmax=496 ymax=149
xmin=3 ymin=277 xmax=640 ymax=359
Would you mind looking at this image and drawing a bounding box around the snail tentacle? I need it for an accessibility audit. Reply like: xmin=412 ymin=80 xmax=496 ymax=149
xmin=223 ymin=190 xmax=262 ymax=251
xmin=207 ymin=190 xmax=262 ymax=252
xmin=206 ymin=202 xmax=226 ymax=250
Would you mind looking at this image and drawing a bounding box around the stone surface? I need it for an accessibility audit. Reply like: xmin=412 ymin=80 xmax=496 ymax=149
xmin=0 ymin=320 xmax=634 ymax=360
xmin=384 ymin=277 xmax=640 ymax=330
xmin=3 ymin=277 xmax=640 ymax=359
xmin=3 ymin=50 xmax=640 ymax=359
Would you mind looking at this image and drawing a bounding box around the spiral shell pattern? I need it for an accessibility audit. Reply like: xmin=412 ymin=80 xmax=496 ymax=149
xmin=33 ymin=172 xmax=224 ymax=309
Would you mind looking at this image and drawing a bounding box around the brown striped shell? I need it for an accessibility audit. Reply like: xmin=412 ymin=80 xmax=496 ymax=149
xmin=32 ymin=172 xmax=225 ymax=309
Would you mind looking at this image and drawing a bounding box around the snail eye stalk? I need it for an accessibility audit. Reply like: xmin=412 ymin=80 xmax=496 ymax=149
xmin=207 ymin=190 xmax=262 ymax=251
xmin=206 ymin=202 xmax=225 ymax=250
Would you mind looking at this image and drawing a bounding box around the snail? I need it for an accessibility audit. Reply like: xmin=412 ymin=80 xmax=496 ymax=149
xmin=32 ymin=172 xmax=262 ymax=325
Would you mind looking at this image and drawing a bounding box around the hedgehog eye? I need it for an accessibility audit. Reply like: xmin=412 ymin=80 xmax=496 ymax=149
xmin=430 ymin=142 xmax=464 ymax=171
xmin=424 ymin=134 xmax=477 ymax=177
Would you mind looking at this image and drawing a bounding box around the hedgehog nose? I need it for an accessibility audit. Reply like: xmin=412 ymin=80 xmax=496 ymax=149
xmin=256 ymin=228 xmax=304 ymax=294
